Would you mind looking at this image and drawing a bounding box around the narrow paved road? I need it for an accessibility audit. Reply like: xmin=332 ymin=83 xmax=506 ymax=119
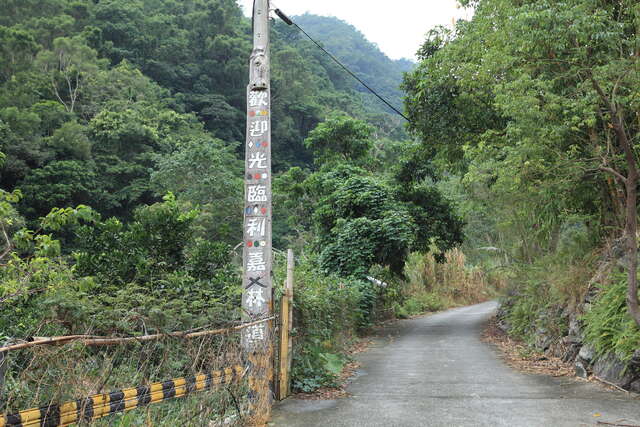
xmin=271 ymin=302 xmax=640 ymax=427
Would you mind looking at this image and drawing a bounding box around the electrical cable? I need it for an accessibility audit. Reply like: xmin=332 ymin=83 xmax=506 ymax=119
xmin=274 ymin=8 xmax=411 ymax=122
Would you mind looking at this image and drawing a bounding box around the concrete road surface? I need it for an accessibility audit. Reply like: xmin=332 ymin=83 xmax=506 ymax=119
xmin=271 ymin=301 xmax=640 ymax=427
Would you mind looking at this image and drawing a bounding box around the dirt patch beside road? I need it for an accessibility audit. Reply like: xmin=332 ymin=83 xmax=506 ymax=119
xmin=482 ymin=316 xmax=575 ymax=377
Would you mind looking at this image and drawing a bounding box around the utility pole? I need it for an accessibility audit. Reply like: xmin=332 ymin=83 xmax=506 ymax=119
xmin=242 ymin=0 xmax=273 ymax=423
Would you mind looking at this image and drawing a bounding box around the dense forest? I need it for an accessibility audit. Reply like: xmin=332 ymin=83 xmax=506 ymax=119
xmin=291 ymin=14 xmax=414 ymax=116
xmin=0 ymin=0 xmax=469 ymax=417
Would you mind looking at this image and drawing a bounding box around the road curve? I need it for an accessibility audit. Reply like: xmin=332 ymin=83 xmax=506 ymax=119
xmin=271 ymin=301 xmax=640 ymax=427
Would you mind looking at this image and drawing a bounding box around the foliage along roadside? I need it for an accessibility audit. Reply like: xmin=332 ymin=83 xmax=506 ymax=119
xmin=0 ymin=0 xmax=483 ymax=413
xmin=403 ymin=0 xmax=640 ymax=367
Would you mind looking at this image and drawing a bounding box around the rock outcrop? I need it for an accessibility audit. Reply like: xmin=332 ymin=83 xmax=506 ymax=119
xmin=498 ymin=239 xmax=640 ymax=393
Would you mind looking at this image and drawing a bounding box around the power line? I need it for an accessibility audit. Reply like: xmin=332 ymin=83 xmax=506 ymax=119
xmin=273 ymin=8 xmax=411 ymax=123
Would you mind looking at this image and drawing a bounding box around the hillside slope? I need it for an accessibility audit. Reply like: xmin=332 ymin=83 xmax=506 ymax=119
xmin=287 ymin=14 xmax=414 ymax=116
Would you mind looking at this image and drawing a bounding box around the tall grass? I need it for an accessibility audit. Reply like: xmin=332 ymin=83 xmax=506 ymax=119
xmin=398 ymin=249 xmax=506 ymax=316
xmin=502 ymin=248 xmax=599 ymax=342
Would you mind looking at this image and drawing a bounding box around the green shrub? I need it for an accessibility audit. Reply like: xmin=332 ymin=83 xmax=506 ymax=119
xmin=505 ymin=279 xmax=550 ymax=341
xmin=287 ymin=257 xmax=370 ymax=393
xmin=583 ymin=273 xmax=640 ymax=361
xmin=402 ymin=292 xmax=446 ymax=316
xmin=291 ymin=339 xmax=346 ymax=393
xmin=393 ymin=302 xmax=409 ymax=319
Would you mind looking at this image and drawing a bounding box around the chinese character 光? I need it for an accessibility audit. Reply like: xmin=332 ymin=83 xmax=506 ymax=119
xmin=248 ymin=152 xmax=267 ymax=169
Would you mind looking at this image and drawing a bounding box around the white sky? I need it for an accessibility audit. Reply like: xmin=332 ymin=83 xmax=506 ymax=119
xmin=238 ymin=0 xmax=473 ymax=60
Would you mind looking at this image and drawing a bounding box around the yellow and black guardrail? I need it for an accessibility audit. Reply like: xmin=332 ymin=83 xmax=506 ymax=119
xmin=1 ymin=365 xmax=244 ymax=427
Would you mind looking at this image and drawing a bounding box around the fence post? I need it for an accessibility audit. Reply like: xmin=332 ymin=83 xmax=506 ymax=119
xmin=278 ymin=249 xmax=294 ymax=400
xmin=0 ymin=349 xmax=6 ymax=410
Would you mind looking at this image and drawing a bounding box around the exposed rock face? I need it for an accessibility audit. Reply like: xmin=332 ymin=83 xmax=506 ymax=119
xmin=575 ymin=360 xmax=589 ymax=378
xmin=497 ymin=303 xmax=640 ymax=393
xmin=497 ymin=239 xmax=640 ymax=393
xmin=628 ymin=351 xmax=640 ymax=393
xmin=578 ymin=345 xmax=595 ymax=363
xmin=592 ymin=353 xmax=639 ymax=389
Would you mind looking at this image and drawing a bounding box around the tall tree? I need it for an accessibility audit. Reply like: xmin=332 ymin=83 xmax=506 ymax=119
xmin=405 ymin=0 xmax=640 ymax=325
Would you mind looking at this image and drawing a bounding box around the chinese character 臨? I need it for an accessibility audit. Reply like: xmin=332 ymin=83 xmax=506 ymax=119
xmin=247 ymin=185 xmax=267 ymax=202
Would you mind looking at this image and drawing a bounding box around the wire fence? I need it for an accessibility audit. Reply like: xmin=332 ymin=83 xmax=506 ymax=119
xmin=1 ymin=244 xmax=291 ymax=425
xmin=0 ymin=318 xmax=275 ymax=426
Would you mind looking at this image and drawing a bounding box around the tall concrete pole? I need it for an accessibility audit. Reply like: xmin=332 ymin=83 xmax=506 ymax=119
xmin=242 ymin=0 xmax=273 ymax=422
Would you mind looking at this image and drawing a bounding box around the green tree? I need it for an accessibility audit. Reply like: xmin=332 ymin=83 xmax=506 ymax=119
xmin=279 ymin=116 xmax=463 ymax=277
xmin=47 ymin=120 xmax=91 ymax=160
xmin=404 ymin=0 xmax=640 ymax=325
xmin=18 ymin=160 xmax=99 ymax=219
xmin=151 ymin=137 xmax=243 ymax=244
xmin=0 ymin=26 xmax=40 ymax=81
xmin=35 ymin=36 xmax=107 ymax=113
xmin=0 ymin=106 xmax=51 ymax=190
xmin=304 ymin=115 xmax=374 ymax=167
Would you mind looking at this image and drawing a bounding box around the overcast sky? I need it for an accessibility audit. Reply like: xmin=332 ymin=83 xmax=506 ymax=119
xmin=238 ymin=0 xmax=473 ymax=60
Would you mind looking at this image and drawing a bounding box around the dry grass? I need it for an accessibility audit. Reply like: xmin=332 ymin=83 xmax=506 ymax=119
xmin=405 ymin=249 xmax=507 ymax=306
xmin=2 ymin=330 xmax=248 ymax=425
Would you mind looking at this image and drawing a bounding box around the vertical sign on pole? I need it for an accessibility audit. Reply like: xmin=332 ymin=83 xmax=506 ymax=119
xmin=243 ymin=0 xmax=272 ymax=422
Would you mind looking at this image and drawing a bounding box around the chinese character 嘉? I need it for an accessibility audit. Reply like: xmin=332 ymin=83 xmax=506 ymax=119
xmin=247 ymin=251 xmax=266 ymax=272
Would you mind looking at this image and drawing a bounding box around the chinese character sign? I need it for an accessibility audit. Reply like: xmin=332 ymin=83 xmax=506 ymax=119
xmin=242 ymin=87 xmax=272 ymax=350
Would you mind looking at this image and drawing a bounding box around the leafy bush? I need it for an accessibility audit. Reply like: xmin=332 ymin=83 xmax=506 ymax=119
xmin=402 ymin=293 xmax=447 ymax=316
xmin=1 ymin=194 xmax=241 ymax=339
xmin=291 ymin=339 xmax=346 ymax=393
xmin=393 ymin=302 xmax=409 ymax=319
xmin=286 ymin=257 xmax=370 ymax=393
xmin=583 ymin=274 xmax=640 ymax=361
xmin=500 ymin=262 xmax=573 ymax=346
